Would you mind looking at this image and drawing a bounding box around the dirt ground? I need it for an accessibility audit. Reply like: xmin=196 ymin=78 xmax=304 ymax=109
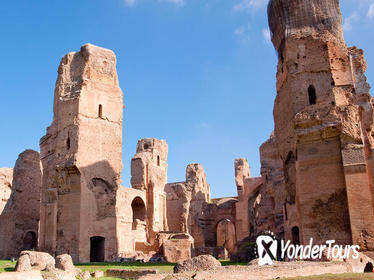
xmin=139 ymin=261 xmax=360 ymax=280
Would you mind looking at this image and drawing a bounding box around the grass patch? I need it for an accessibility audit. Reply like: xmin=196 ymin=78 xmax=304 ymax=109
xmin=0 ymin=260 xmax=16 ymax=272
xmin=75 ymin=261 xmax=175 ymax=273
xmin=219 ymin=260 xmax=247 ymax=266
xmin=281 ymin=273 xmax=374 ymax=280
xmin=98 ymin=278 xmax=123 ymax=280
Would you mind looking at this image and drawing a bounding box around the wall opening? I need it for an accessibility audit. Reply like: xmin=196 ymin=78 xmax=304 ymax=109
xmin=364 ymin=262 xmax=373 ymax=272
xmin=67 ymin=137 xmax=70 ymax=150
xmin=284 ymin=203 xmax=288 ymax=221
xmin=308 ymin=85 xmax=316 ymax=105
xmin=131 ymin=197 xmax=146 ymax=230
xmin=90 ymin=236 xmax=105 ymax=262
xmin=157 ymin=155 xmax=160 ymax=166
xmin=291 ymin=226 xmax=300 ymax=245
xmin=23 ymin=231 xmax=37 ymax=250
xmin=98 ymin=104 xmax=103 ymax=118
xmin=216 ymin=219 xmax=236 ymax=254
xmin=284 ymin=151 xmax=296 ymax=204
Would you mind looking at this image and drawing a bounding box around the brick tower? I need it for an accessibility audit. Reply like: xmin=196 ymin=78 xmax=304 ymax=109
xmin=39 ymin=44 xmax=124 ymax=262
xmin=268 ymin=0 xmax=374 ymax=248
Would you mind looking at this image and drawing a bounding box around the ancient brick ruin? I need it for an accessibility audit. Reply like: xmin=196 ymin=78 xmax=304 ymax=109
xmin=0 ymin=0 xmax=374 ymax=264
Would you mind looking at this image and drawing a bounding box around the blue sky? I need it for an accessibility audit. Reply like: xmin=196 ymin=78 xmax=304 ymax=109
xmin=1 ymin=0 xmax=373 ymax=198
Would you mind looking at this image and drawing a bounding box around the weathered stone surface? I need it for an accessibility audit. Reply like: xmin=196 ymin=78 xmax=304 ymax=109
xmin=166 ymin=164 xmax=210 ymax=247
xmin=321 ymin=249 xmax=374 ymax=273
xmin=15 ymin=254 xmax=32 ymax=272
xmin=0 ymin=150 xmax=41 ymax=259
xmin=216 ymin=219 xmax=236 ymax=254
xmin=161 ymin=233 xmax=194 ymax=263
xmin=79 ymin=270 xmax=91 ymax=280
xmin=55 ymin=254 xmax=75 ymax=271
xmin=235 ymin=158 xmax=250 ymax=189
xmin=242 ymin=0 xmax=374 ymax=249
xmin=234 ymin=158 xmax=263 ymax=243
xmin=106 ymin=269 xmax=158 ymax=279
xmin=0 ymin=271 xmax=43 ymax=280
xmin=195 ymin=247 xmax=228 ymax=260
xmin=92 ymin=270 xmax=104 ymax=278
xmin=39 ymin=43 xmax=124 ymax=263
xmin=240 ymin=135 xmax=286 ymax=243
xmin=173 ymin=255 xmax=221 ymax=273
xmin=43 ymin=268 xmax=77 ymax=280
xmin=0 ymin=168 xmax=12 ymax=214
xmin=20 ymin=251 xmax=55 ymax=271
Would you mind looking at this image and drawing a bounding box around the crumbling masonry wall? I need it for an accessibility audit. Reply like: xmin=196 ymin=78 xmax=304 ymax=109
xmin=0 ymin=150 xmax=41 ymax=259
xmin=0 ymin=168 xmax=12 ymax=215
xmin=116 ymin=138 xmax=169 ymax=255
xmin=265 ymin=0 xmax=374 ymax=247
xmin=165 ymin=164 xmax=210 ymax=247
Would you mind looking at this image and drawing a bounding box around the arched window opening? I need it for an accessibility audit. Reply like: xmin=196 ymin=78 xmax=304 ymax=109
xmin=291 ymin=226 xmax=300 ymax=245
xmin=98 ymin=104 xmax=103 ymax=118
xmin=157 ymin=155 xmax=160 ymax=166
xmin=23 ymin=231 xmax=37 ymax=250
xmin=308 ymin=85 xmax=316 ymax=105
xmin=90 ymin=236 xmax=105 ymax=262
xmin=131 ymin=197 xmax=146 ymax=230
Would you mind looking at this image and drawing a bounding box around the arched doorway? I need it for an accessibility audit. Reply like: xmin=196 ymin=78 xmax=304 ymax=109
xmin=216 ymin=219 xmax=236 ymax=254
xmin=291 ymin=226 xmax=300 ymax=245
xmin=308 ymin=85 xmax=317 ymax=105
xmin=90 ymin=236 xmax=105 ymax=262
xmin=131 ymin=197 xmax=146 ymax=230
xmin=23 ymin=231 xmax=37 ymax=250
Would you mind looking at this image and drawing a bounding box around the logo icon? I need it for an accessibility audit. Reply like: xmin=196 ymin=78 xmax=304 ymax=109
xmin=256 ymin=233 xmax=278 ymax=266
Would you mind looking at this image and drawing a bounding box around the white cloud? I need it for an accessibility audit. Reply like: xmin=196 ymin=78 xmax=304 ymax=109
xmin=262 ymin=28 xmax=271 ymax=43
xmin=234 ymin=24 xmax=251 ymax=41
xmin=368 ymin=3 xmax=374 ymax=18
xmin=343 ymin=12 xmax=359 ymax=32
xmin=233 ymin=0 xmax=268 ymax=12
xmin=234 ymin=26 xmax=245 ymax=36
xmin=124 ymin=0 xmax=136 ymax=6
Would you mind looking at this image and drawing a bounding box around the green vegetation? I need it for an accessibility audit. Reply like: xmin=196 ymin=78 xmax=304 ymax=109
xmin=75 ymin=261 xmax=175 ymax=273
xmin=0 ymin=260 xmax=16 ymax=272
xmin=219 ymin=260 xmax=247 ymax=266
xmin=281 ymin=273 xmax=374 ymax=280
xmin=0 ymin=259 xmax=246 ymax=275
xmin=3 ymin=260 xmax=374 ymax=280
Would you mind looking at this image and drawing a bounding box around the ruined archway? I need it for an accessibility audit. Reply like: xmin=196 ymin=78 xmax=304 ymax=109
xmin=216 ymin=219 xmax=236 ymax=254
xmin=90 ymin=236 xmax=105 ymax=262
xmin=131 ymin=197 xmax=146 ymax=230
xmin=23 ymin=231 xmax=37 ymax=250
